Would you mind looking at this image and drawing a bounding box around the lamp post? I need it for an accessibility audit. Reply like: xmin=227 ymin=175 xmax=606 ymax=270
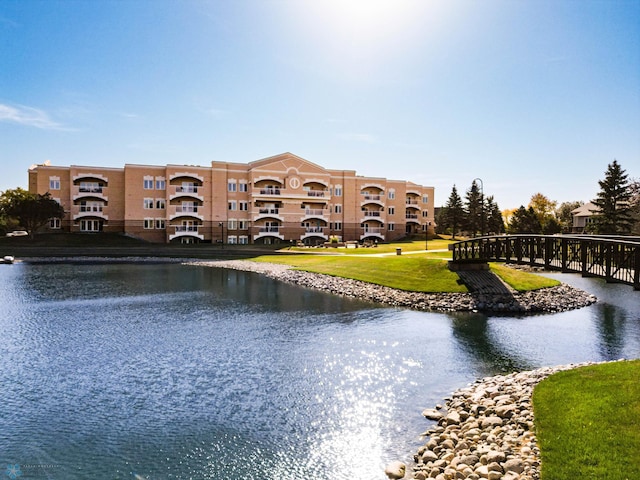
xmin=219 ymin=221 xmax=224 ymax=248
xmin=473 ymin=178 xmax=484 ymax=237
xmin=425 ymin=221 xmax=431 ymax=251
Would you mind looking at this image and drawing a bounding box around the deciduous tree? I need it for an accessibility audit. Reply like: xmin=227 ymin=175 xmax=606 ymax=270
xmin=0 ymin=189 xmax=65 ymax=238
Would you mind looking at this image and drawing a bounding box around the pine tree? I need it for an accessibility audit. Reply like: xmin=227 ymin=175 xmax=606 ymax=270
xmin=465 ymin=180 xmax=483 ymax=236
xmin=591 ymin=160 xmax=633 ymax=234
xmin=508 ymin=206 xmax=542 ymax=234
xmin=441 ymin=185 xmax=465 ymax=239
xmin=484 ymin=196 xmax=505 ymax=234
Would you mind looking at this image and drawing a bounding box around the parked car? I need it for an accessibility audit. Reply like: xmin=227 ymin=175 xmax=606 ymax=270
xmin=6 ymin=231 xmax=28 ymax=237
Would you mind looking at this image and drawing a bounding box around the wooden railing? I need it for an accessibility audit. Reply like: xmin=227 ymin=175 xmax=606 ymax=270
xmin=450 ymin=235 xmax=640 ymax=290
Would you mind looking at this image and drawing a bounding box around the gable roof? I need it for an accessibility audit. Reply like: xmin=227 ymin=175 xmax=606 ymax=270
xmin=248 ymin=152 xmax=328 ymax=176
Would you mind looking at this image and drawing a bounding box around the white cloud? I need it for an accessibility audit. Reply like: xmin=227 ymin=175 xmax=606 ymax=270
xmin=0 ymin=103 xmax=68 ymax=130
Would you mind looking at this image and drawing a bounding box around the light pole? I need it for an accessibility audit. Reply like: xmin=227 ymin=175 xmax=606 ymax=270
xmin=219 ymin=221 xmax=224 ymax=248
xmin=425 ymin=221 xmax=431 ymax=251
xmin=473 ymin=177 xmax=484 ymax=236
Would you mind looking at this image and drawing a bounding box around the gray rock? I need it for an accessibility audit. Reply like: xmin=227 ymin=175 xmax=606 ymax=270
xmin=384 ymin=461 xmax=406 ymax=479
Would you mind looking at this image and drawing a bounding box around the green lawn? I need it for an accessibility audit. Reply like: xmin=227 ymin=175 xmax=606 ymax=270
xmin=252 ymin=254 xmax=560 ymax=293
xmin=489 ymin=263 xmax=559 ymax=291
xmin=533 ymin=360 xmax=640 ymax=480
xmin=254 ymin=254 xmax=468 ymax=292
xmin=287 ymin=238 xmax=454 ymax=255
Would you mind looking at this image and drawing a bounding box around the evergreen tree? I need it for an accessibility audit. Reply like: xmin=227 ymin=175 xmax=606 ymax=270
xmin=465 ymin=180 xmax=483 ymax=236
xmin=508 ymin=206 xmax=542 ymax=234
xmin=441 ymin=185 xmax=465 ymax=239
xmin=484 ymin=196 xmax=505 ymax=234
xmin=591 ymin=160 xmax=633 ymax=234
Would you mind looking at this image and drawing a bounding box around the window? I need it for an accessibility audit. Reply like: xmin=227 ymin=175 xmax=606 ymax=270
xmin=239 ymin=235 xmax=249 ymax=245
xmin=388 ymin=189 xmax=395 ymax=200
xmin=239 ymin=220 xmax=249 ymax=230
xmin=334 ymin=186 xmax=342 ymax=196
xmin=144 ymin=198 xmax=154 ymax=209
xmin=144 ymin=218 xmax=154 ymax=229
xmin=228 ymin=201 xmax=237 ymax=211
xmin=156 ymin=199 xmax=165 ymax=209
xmin=228 ymin=181 xmax=237 ymax=192
xmin=228 ymin=219 xmax=237 ymax=230
xmin=333 ymin=222 xmax=343 ymax=230
xmin=334 ymin=204 xmax=342 ymax=214
xmin=423 ymin=194 xmax=429 ymax=204
xmin=155 ymin=178 xmax=166 ymax=190
xmin=422 ymin=210 xmax=429 ymax=218
xmin=49 ymin=218 xmax=61 ymax=229
xmin=239 ymin=201 xmax=249 ymax=211
xmin=239 ymin=182 xmax=248 ymax=192
xmin=227 ymin=236 xmax=238 ymax=244
xmin=388 ymin=206 xmax=395 ymax=215
xmin=388 ymin=223 xmax=395 ymax=231
xmin=49 ymin=177 xmax=60 ymax=190
xmin=155 ymin=219 xmax=166 ymax=229
xmin=143 ymin=177 xmax=154 ymax=189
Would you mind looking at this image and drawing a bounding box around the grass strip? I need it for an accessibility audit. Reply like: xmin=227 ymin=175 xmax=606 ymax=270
xmin=489 ymin=263 xmax=559 ymax=291
xmin=253 ymin=254 xmax=468 ymax=292
xmin=533 ymin=360 xmax=640 ymax=480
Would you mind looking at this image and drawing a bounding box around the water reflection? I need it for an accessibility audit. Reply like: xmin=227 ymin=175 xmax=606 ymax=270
xmin=449 ymin=313 xmax=534 ymax=375
xmin=593 ymin=303 xmax=627 ymax=360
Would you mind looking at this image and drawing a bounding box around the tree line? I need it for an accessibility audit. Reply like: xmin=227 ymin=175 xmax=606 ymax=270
xmin=437 ymin=160 xmax=639 ymax=237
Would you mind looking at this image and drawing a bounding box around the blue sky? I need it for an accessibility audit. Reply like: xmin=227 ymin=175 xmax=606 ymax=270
xmin=1 ymin=0 xmax=638 ymax=209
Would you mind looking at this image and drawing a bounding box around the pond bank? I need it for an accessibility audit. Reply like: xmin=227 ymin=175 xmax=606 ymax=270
xmin=186 ymin=259 xmax=597 ymax=313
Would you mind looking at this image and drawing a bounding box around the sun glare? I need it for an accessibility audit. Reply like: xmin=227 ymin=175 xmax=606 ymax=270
xmin=286 ymin=0 xmax=443 ymax=79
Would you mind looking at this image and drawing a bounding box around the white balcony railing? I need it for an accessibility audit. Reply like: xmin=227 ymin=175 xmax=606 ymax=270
xmin=304 ymin=209 xmax=326 ymax=216
xmin=306 ymin=190 xmax=325 ymax=197
xmin=304 ymin=227 xmax=325 ymax=233
xmin=258 ymin=226 xmax=280 ymax=233
xmin=363 ymin=211 xmax=381 ymax=217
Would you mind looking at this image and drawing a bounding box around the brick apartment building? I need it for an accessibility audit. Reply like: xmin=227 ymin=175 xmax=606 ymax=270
xmin=28 ymin=152 xmax=434 ymax=244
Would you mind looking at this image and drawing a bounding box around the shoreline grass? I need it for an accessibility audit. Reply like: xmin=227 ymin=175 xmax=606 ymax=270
xmin=533 ymin=360 xmax=640 ymax=480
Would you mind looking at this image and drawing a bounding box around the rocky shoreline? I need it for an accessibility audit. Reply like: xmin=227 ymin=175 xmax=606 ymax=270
xmin=387 ymin=361 xmax=619 ymax=480
xmin=186 ymin=259 xmax=597 ymax=313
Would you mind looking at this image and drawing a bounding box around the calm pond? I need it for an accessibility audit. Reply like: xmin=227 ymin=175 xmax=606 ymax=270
xmin=0 ymin=262 xmax=638 ymax=479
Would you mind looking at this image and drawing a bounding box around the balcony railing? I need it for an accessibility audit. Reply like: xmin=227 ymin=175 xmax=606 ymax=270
xmin=259 ymin=188 xmax=281 ymax=195
xmin=79 ymin=186 xmax=104 ymax=193
xmin=258 ymin=226 xmax=280 ymax=233
xmin=363 ymin=227 xmax=384 ymax=234
xmin=304 ymin=209 xmax=326 ymax=216
xmin=304 ymin=227 xmax=325 ymax=233
xmin=362 ymin=194 xmax=381 ymax=201
xmin=258 ymin=208 xmax=279 ymax=215
xmin=405 ymin=214 xmax=418 ymax=219
xmin=175 ymin=225 xmax=200 ymax=233
xmin=176 ymin=206 xmax=199 ymax=213
xmin=363 ymin=211 xmax=381 ymax=217
xmin=406 ymin=199 xmax=419 ymax=205
xmin=306 ymin=190 xmax=325 ymax=197
xmin=176 ymin=186 xmax=199 ymax=194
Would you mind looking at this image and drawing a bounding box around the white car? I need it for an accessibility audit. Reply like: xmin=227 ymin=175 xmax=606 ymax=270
xmin=6 ymin=230 xmax=28 ymax=237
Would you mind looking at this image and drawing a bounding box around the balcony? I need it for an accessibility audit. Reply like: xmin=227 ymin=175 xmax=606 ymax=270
xmin=301 ymin=209 xmax=328 ymax=222
xmin=361 ymin=211 xmax=383 ymax=223
xmin=405 ymin=199 xmax=419 ymax=205
xmin=72 ymin=186 xmax=108 ymax=202
xmin=300 ymin=226 xmax=328 ymax=241
xmin=169 ymin=206 xmax=204 ymax=221
xmin=360 ymin=194 xmax=384 ymax=207
xmin=360 ymin=227 xmax=385 ymax=241
xmin=72 ymin=206 xmax=108 ymax=221
xmin=306 ymin=189 xmax=326 ymax=198
xmin=405 ymin=213 xmax=420 ymax=224
xmin=257 ymin=188 xmax=281 ymax=196
xmin=169 ymin=185 xmax=204 ymax=201
xmin=254 ymin=208 xmax=283 ymax=222
xmin=169 ymin=225 xmax=204 ymax=241
xmin=253 ymin=226 xmax=284 ymax=241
